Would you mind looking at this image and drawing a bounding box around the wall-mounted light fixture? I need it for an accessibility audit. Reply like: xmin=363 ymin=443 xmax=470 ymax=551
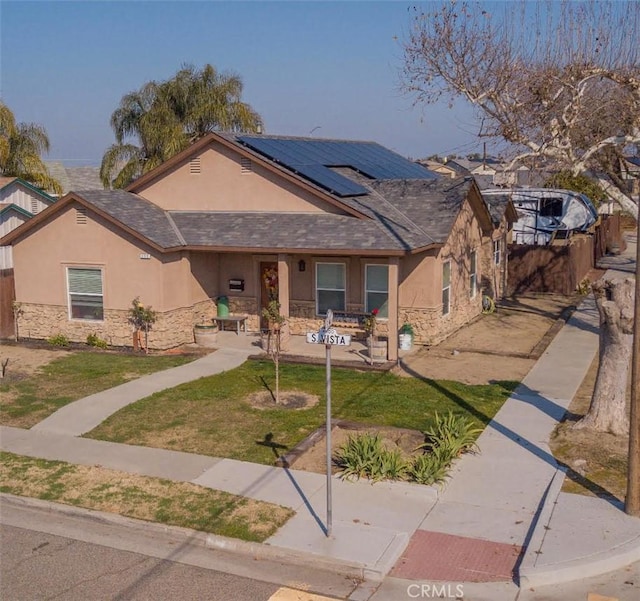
xmin=298 ymin=260 xmax=306 ymax=272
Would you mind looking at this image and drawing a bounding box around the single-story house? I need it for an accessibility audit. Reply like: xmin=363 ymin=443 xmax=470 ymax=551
xmin=1 ymin=132 xmax=516 ymax=360
xmin=0 ymin=177 xmax=56 ymax=269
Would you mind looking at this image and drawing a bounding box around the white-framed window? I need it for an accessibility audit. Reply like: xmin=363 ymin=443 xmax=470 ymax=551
xmin=442 ymin=260 xmax=451 ymax=315
xmin=469 ymin=250 xmax=477 ymax=298
xmin=493 ymin=238 xmax=501 ymax=265
xmin=365 ymin=264 xmax=389 ymax=317
xmin=67 ymin=267 xmax=104 ymax=320
xmin=316 ymin=262 xmax=345 ymax=315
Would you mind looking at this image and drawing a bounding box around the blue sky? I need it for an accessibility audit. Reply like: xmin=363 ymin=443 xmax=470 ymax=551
xmin=1 ymin=0 xmax=482 ymax=166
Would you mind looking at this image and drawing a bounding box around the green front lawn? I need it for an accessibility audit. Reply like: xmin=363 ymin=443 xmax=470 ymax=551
xmin=86 ymin=360 xmax=517 ymax=464
xmin=0 ymin=452 xmax=292 ymax=542
xmin=0 ymin=352 xmax=195 ymax=428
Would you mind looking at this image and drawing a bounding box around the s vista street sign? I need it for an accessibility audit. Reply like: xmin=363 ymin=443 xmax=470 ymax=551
xmin=306 ymin=329 xmax=351 ymax=346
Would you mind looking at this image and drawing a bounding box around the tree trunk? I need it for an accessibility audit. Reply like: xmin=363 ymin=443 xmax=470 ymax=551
xmin=574 ymin=278 xmax=633 ymax=435
xmin=595 ymin=175 xmax=638 ymax=218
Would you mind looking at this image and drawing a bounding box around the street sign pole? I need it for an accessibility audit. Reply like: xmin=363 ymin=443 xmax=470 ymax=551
xmin=325 ymin=337 xmax=332 ymax=537
xmin=305 ymin=308 xmax=352 ymax=537
xmin=324 ymin=309 xmax=333 ymax=537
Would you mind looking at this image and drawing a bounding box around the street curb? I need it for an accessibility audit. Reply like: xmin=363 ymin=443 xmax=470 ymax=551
xmin=518 ymin=471 xmax=640 ymax=588
xmin=517 ymin=466 xmax=566 ymax=585
xmin=0 ymin=493 xmax=374 ymax=582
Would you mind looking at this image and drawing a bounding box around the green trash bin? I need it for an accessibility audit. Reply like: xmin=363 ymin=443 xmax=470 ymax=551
xmin=217 ymin=296 xmax=229 ymax=317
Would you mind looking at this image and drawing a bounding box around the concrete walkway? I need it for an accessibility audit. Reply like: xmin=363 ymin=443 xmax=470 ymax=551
xmin=2 ymin=240 xmax=640 ymax=600
xmin=31 ymin=347 xmax=254 ymax=436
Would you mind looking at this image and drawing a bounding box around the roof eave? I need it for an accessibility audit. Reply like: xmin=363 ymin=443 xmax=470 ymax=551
xmin=184 ymin=244 xmax=406 ymax=256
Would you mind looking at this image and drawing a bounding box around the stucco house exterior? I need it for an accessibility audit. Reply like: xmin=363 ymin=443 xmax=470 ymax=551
xmin=0 ymin=177 xmax=56 ymax=269
xmin=1 ymin=133 xmax=515 ymax=360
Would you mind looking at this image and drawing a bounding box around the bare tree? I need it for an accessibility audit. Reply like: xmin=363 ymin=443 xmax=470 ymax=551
xmin=574 ymin=279 xmax=632 ymax=435
xmin=402 ymin=0 xmax=640 ymax=214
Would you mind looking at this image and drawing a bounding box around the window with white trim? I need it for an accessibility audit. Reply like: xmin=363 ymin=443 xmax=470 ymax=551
xmin=68 ymin=267 xmax=103 ymax=320
xmin=365 ymin=264 xmax=389 ymax=317
xmin=469 ymin=250 xmax=477 ymax=298
xmin=493 ymin=239 xmax=501 ymax=265
xmin=316 ymin=263 xmax=345 ymax=315
xmin=442 ymin=260 xmax=451 ymax=315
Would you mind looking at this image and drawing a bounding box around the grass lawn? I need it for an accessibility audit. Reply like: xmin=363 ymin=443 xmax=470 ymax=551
xmin=86 ymin=359 xmax=518 ymax=465
xmin=0 ymin=352 xmax=195 ymax=428
xmin=0 ymin=452 xmax=292 ymax=542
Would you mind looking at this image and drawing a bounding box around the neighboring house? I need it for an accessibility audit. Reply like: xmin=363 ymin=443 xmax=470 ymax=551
xmin=44 ymin=162 xmax=103 ymax=196
xmin=415 ymin=159 xmax=461 ymax=179
xmin=1 ymin=133 xmax=515 ymax=359
xmin=0 ymin=177 xmax=56 ymax=268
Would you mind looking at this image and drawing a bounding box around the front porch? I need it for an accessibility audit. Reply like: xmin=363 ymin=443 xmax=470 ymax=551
xmin=204 ymin=329 xmax=416 ymax=367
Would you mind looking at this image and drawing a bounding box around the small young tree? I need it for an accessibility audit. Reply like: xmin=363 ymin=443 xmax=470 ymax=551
xmin=261 ymin=300 xmax=286 ymax=404
xmin=128 ymin=297 xmax=157 ymax=353
xmin=12 ymin=301 xmax=23 ymax=342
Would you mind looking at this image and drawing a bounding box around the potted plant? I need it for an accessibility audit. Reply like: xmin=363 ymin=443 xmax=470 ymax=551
xmin=363 ymin=309 xmax=387 ymax=363
xmin=399 ymin=322 xmax=414 ymax=351
xmin=194 ymin=320 xmax=218 ymax=347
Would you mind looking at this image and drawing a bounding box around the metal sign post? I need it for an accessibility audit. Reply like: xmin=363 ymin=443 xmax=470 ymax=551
xmin=325 ymin=331 xmax=333 ymax=537
xmin=324 ymin=309 xmax=333 ymax=537
xmin=306 ymin=309 xmax=352 ymax=538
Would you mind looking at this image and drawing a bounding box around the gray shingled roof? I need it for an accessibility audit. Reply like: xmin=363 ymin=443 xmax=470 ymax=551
xmin=170 ymin=211 xmax=406 ymax=251
xmin=482 ymin=192 xmax=514 ymax=225
xmin=68 ymin=135 xmax=487 ymax=253
xmin=45 ymin=162 xmax=103 ymax=194
xmin=366 ymin=177 xmax=474 ymax=244
xmin=76 ymin=190 xmax=183 ymax=248
xmin=72 ymin=177 xmax=477 ymax=252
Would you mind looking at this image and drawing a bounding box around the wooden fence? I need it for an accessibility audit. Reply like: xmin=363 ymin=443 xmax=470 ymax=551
xmin=0 ymin=269 xmax=15 ymax=339
xmin=507 ymin=214 xmax=626 ymax=296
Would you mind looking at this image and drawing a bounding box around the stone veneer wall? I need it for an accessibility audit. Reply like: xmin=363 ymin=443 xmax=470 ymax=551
xmin=225 ymin=296 xmax=260 ymax=331
xmin=18 ymin=299 xmax=215 ymax=350
xmin=10 ymin=293 xmax=483 ymax=350
xmin=400 ymin=295 xmax=482 ymax=347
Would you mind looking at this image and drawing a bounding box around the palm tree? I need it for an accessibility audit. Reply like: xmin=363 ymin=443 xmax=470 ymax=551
xmin=0 ymin=102 xmax=62 ymax=195
xmin=101 ymin=64 xmax=262 ymax=189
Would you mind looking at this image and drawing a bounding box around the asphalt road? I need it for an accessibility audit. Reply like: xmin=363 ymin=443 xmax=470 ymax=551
xmin=0 ymin=497 xmax=355 ymax=601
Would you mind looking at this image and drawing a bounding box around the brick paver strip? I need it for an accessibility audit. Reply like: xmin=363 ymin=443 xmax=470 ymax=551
xmin=390 ymin=530 xmax=522 ymax=582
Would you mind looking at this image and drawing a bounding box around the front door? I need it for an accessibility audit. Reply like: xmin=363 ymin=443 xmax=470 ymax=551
xmin=260 ymin=262 xmax=278 ymax=330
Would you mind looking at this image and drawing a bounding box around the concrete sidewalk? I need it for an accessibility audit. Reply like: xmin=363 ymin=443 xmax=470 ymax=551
xmin=2 ymin=240 xmax=640 ymax=600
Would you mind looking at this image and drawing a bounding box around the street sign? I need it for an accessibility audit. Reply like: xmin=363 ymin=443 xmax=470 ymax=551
xmin=305 ymin=312 xmax=351 ymax=538
xmin=306 ymin=330 xmax=352 ymax=346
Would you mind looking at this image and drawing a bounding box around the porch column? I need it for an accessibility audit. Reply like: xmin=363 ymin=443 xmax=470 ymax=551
xmin=278 ymin=254 xmax=291 ymax=350
xmin=388 ymin=258 xmax=399 ymax=362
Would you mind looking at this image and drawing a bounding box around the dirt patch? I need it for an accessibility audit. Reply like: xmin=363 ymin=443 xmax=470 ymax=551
xmin=247 ymin=389 xmax=320 ymax=410
xmin=0 ymin=343 xmax=70 ymax=380
xmin=398 ymin=293 xmax=582 ymax=384
xmin=284 ymin=422 xmax=425 ymax=474
xmin=550 ymin=355 xmax=629 ymax=502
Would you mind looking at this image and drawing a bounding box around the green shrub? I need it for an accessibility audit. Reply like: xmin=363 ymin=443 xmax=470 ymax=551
xmin=334 ymin=431 xmax=385 ymax=481
xmin=409 ymin=449 xmax=451 ymax=486
xmin=419 ymin=411 xmax=482 ymax=460
xmin=333 ymin=432 xmax=410 ymax=483
xmin=47 ymin=334 xmax=70 ymax=347
xmin=86 ymin=333 xmax=108 ymax=349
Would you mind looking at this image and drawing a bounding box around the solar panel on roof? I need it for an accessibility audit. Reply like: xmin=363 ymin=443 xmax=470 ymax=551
xmin=295 ymin=164 xmax=368 ymax=196
xmin=237 ymin=136 xmax=436 ymax=197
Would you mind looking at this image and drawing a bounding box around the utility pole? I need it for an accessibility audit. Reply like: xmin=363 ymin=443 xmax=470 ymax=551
xmin=626 ymin=222 xmax=640 ymax=516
